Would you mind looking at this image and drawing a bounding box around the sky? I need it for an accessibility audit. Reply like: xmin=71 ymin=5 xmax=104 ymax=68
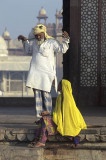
xmin=0 ymin=0 xmax=62 ymax=39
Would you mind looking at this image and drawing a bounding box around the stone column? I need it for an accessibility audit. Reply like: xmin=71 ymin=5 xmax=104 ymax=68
xmin=63 ymin=0 xmax=81 ymax=104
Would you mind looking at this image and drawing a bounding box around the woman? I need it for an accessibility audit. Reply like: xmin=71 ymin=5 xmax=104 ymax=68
xmin=29 ymin=79 xmax=87 ymax=147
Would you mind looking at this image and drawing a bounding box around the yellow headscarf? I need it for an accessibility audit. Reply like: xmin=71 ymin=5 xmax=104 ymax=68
xmin=33 ymin=24 xmax=54 ymax=39
xmin=53 ymin=79 xmax=87 ymax=137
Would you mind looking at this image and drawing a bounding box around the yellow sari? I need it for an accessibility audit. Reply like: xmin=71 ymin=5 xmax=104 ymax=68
xmin=53 ymin=79 xmax=87 ymax=137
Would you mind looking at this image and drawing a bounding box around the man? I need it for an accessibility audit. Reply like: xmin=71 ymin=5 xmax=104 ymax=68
xmin=18 ymin=24 xmax=69 ymax=120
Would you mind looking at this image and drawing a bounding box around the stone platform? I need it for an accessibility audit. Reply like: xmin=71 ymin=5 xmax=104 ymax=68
xmin=0 ymin=105 xmax=106 ymax=159
xmin=0 ymin=126 xmax=106 ymax=160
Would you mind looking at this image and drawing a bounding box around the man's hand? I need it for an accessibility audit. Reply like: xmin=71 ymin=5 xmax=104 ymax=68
xmin=18 ymin=35 xmax=27 ymax=41
xmin=62 ymin=31 xmax=70 ymax=39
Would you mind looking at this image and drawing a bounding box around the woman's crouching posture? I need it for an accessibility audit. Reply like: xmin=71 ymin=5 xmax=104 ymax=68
xmin=29 ymin=79 xmax=87 ymax=148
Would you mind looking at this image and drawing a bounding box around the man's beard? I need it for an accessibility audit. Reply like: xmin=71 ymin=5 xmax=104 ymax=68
xmin=36 ymin=38 xmax=45 ymax=46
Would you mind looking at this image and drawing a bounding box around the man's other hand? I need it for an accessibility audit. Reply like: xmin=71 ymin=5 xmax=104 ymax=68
xmin=62 ymin=31 xmax=70 ymax=39
xmin=18 ymin=35 xmax=27 ymax=41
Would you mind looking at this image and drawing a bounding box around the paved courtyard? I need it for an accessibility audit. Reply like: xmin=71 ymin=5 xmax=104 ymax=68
xmin=0 ymin=105 xmax=106 ymax=128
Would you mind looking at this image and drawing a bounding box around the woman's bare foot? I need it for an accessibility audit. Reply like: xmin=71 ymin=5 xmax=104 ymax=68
xmin=28 ymin=142 xmax=37 ymax=147
xmin=30 ymin=142 xmax=45 ymax=148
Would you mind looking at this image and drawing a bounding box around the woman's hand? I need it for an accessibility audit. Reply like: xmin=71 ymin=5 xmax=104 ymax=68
xmin=40 ymin=111 xmax=50 ymax=116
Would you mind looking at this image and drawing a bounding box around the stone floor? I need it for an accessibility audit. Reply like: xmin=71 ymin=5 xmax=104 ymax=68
xmin=0 ymin=105 xmax=105 ymax=128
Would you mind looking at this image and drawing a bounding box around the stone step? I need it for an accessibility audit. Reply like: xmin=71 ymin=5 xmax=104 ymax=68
xmin=0 ymin=144 xmax=43 ymax=160
xmin=0 ymin=143 xmax=106 ymax=160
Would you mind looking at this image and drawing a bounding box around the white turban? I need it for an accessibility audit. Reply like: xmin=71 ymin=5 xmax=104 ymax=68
xmin=33 ymin=24 xmax=54 ymax=39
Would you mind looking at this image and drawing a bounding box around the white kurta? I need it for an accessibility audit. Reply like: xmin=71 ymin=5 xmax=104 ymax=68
xmin=24 ymin=38 xmax=69 ymax=92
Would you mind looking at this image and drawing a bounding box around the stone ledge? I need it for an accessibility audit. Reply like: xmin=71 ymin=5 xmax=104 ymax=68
xmin=0 ymin=142 xmax=106 ymax=150
xmin=0 ymin=144 xmax=44 ymax=160
xmin=45 ymin=142 xmax=106 ymax=150
xmin=44 ymin=144 xmax=106 ymax=160
xmin=0 ymin=143 xmax=106 ymax=160
xmin=0 ymin=127 xmax=106 ymax=143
